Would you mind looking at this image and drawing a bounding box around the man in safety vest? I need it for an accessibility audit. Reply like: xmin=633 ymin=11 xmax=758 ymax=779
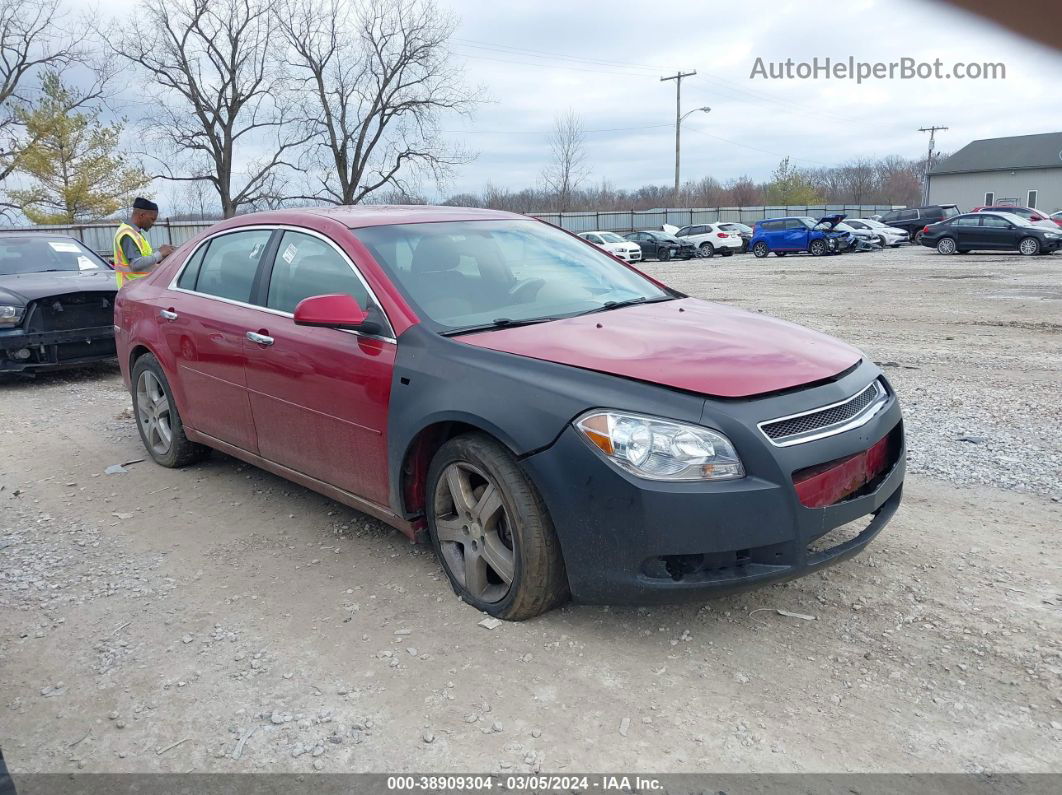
xmin=112 ymin=197 xmax=175 ymax=288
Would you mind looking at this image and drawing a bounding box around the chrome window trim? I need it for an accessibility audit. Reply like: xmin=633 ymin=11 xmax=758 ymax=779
xmin=166 ymin=224 xmax=397 ymax=344
xmin=758 ymin=379 xmax=890 ymax=448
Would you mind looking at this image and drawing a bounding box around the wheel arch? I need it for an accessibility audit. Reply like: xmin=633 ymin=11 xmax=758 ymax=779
xmin=396 ymin=414 xmax=524 ymax=521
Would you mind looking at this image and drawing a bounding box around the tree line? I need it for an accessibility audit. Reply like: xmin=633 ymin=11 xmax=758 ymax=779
xmin=1 ymin=0 xmax=932 ymax=225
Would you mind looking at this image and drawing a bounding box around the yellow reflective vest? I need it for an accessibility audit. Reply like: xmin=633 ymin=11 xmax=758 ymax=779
xmin=113 ymin=223 xmax=154 ymax=288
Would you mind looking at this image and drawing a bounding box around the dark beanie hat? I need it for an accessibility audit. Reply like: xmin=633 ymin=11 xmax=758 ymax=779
xmin=133 ymin=197 xmax=159 ymax=212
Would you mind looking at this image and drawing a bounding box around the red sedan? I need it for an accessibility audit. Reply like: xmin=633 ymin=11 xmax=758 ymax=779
xmin=114 ymin=206 xmax=905 ymax=619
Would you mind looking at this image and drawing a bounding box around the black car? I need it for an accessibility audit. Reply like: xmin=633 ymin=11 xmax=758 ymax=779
xmin=878 ymin=204 xmax=960 ymax=243
xmin=919 ymin=211 xmax=1062 ymax=256
xmin=624 ymin=230 xmax=696 ymax=261
xmin=0 ymin=234 xmax=118 ymax=373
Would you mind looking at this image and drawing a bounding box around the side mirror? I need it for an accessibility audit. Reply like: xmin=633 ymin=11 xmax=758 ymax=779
xmin=294 ymin=293 xmax=380 ymax=334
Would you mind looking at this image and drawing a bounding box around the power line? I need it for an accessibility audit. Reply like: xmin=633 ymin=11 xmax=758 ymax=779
xmin=439 ymin=122 xmax=674 ymax=135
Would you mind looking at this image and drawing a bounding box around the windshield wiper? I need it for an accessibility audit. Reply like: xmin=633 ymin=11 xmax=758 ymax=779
xmin=575 ymin=295 xmax=675 ymax=316
xmin=440 ymin=316 xmax=560 ymax=336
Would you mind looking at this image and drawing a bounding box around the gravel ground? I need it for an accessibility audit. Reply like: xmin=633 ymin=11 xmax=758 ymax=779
xmin=1 ymin=244 xmax=1059 ymax=776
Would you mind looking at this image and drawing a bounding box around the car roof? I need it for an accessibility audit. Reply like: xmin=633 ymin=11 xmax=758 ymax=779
xmin=212 ymin=205 xmax=528 ymax=230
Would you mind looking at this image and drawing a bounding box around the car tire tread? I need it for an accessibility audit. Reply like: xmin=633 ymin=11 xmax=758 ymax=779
xmin=131 ymin=353 xmax=210 ymax=468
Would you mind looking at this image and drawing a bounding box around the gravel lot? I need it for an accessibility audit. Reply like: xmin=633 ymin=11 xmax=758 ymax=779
xmin=1 ymin=244 xmax=1060 ymax=775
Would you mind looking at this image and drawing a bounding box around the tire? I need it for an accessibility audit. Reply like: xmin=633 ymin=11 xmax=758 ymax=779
xmin=131 ymin=353 xmax=209 ymax=468
xmin=936 ymin=237 xmax=957 ymax=255
xmin=658 ymin=246 xmax=671 ymax=262
xmin=775 ymin=251 xmax=787 ymax=257
xmin=809 ymin=239 xmax=827 ymax=256
xmin=957 ymin=250 xmax=971 ymax=254
xmin=699 ymin=242 xmax=715 ymax=258
xmin=427 ymin=433 xmax=569 ymax=620
xmin=1019 ymin=236 xmax=1040 ymax=256
xmin=877 ymin=235 xmax=887 ymax=248
xmin=752 ymin=241 xmax=769 ymax=258
xmin=721 ymin=249 xmax=732 ymax=257
xmin=914 ymin=230 xmax=925 ymax=244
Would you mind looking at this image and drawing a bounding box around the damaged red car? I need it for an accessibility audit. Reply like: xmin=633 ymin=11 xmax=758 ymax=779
xmin=114 ymin=206 xmax=905 ymax=619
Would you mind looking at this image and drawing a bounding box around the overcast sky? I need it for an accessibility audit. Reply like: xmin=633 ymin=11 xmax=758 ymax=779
xmin=433 ymin=0 xmax=1062 ymax=197
xmin=72 ymin=0 xmax=1062 ymax=203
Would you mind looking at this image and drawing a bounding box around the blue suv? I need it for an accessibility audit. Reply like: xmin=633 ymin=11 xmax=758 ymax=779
xmin=750 ymin=215 xmax=852 ymax=258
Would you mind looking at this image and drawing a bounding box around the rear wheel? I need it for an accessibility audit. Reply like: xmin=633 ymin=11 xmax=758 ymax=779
xmin=699 ymin=242 xmax=715 ymax=258
xmin=936 ymin=237 xmax=957 ymax=255
xmin=1019 ymin=236 xmax=1040 ymax=256
xmin=914 ymin=230 xmax=925 ymax=244
xmin=131 ymin=353 xmax=209 ymax=468
xmin=427 ymin=434 xmax=569 ymax=620
xmin=752 ymin=241 xmax=769 ymax=258
xmin=809 ymin=239 xmax=827 ymax=256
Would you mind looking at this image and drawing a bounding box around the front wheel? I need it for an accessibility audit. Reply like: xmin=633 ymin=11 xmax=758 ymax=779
xmin=809 ymin=239 xmax=827 ymax=256
xmin=657 ymin=246 xmax=671 ymax=262
xmin=752 ymin=241 xmax=769 ymax=258
xmin=131 ymin=353 xmax=209 ymax=468
xmin=936 ymin=237 xmax=957 ymax=255
xmin=1019 ymin=236 xmax=1040 ymax=256
xmin=427 ymin=434 xmax=569 ymax=620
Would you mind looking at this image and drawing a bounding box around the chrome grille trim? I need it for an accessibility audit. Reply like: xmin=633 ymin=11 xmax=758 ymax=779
xmin=758 ymin=379 xmax=889 ymax=447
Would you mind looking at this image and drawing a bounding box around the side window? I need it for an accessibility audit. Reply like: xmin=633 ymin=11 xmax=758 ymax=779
xmin=177 ymin=243 xmax=208 ymax=290
xmin=897 ymin=210 xmax=917 ymax=221
xmin=191 ymin=230 xmax=272 ymax=302
xmin=784 ymin=219 xmax=805 ymax=230
xmin=266 ymin=231 xmax=369 ymax=314
xmin=954 ymin=216 xmax=980 ymax=226
xmin=980 ymin=215 xmax=1009 ymax=228
xmin=586 ymin=234 xmax=602 ymax=244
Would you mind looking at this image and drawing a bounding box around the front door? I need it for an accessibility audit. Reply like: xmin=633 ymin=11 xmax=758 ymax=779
xmin=161 ymin=227 xmax=276 ymax=453
xmin=977 ymin=214 xmax=1018 ymax=249
xmin=243 ymin=229 xmax=396 ymax=507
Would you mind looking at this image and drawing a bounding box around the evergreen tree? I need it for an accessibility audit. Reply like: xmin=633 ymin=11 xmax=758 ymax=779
xmin=10 ymin=73 xmax=148 ymax=223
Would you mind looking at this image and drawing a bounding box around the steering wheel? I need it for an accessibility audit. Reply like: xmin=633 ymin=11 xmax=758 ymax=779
xmin=507 ymin=278 xmax=546 ymax=303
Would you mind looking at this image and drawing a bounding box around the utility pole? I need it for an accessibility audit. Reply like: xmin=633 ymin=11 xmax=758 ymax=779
xmin=919 ymin=125 xmax=948 ymax=205
xmin=662 ymin=70 xmax=696 ymax=200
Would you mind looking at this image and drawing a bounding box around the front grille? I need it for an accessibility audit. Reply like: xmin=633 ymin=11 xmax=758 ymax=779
xmin=760 ymin=380 xmax=887 ymax=445
xmin=25 ymin=292 xmax=114 ymax=332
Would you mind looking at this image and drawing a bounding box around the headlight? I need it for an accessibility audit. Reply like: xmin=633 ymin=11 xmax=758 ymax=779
xmin=1044 ymin=232 xmax=1059 ymax=239
xmin=574 ymin=410 xmax=744 ymax=481
xmin=0 ymin=305 xmax=25 ymax=326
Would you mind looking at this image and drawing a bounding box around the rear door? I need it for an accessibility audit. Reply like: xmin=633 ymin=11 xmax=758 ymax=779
xmin=163 ymin=227 xmax=276 ymax=453
xmin=243 ymin=228 xmax=396 ymax=506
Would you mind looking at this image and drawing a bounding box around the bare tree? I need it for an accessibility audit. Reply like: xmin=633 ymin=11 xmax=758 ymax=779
xmin=542 ymin=110 xmax=587 ymax=212
xmin=0 ymin=0 xmax=109 ymax=210
xmin=278 ymin=0 xmax=476 ymax=206
xmin=106 ymin=0 xmax=307 ymax=218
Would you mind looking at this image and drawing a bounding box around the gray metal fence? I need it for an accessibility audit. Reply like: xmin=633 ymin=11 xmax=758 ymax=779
xmin=3 ymin=205 xmax=903 ymax=254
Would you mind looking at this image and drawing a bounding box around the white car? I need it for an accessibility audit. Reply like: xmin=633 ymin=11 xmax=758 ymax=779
xmin=845 ymin=218 xmax=909 ymax=247
xmin=579 ymin=231 xmax=642 ymax=262
xmin=673 ymin=223 xmax=743 ymax=257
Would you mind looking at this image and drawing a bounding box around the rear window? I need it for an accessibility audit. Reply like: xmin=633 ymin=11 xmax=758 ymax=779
xmin=0 ymin=237 xmax=107 ymax=276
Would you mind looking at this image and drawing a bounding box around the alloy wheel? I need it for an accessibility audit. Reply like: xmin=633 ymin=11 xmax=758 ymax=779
xmin=1019 ymin=237 xmax=1040 ymax=256
xmin=136 ymin=370 xmax=173 ymax=456
xmin=937 ymin=237 xmax=956 ymax=255
xmin=433 ymin=461 xmax=515 ymax=604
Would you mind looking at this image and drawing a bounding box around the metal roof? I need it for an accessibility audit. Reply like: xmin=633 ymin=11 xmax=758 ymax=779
xmin=929 ymin=132 xmax=1062 ymax=175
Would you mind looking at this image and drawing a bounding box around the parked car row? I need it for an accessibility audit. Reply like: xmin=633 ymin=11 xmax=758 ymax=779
xmin=919 ymin=211 xmax=1061 ymax=256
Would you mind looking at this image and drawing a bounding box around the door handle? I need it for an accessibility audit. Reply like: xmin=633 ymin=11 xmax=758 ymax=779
xmin=159 ymin=309 xmax=178 ymax=321
xmin=246 ymin=331 xmax=274 ymax=346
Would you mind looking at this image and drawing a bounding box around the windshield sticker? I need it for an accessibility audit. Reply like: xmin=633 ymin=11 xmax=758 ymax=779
xmin=282 ymin=243 xmax=297 ymax=263
xmin=49 ymin=241 xmax=81 ymax=253
xmin=77 ymin=256 xmax=98 ymax=270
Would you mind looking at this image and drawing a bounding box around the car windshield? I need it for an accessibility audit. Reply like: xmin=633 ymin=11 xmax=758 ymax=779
xmin=352 ymin=219 xmax=672 ymax=333
xmin=0 ymin=237 xmax=105 ymax=276
xmin=862 ymin=219 xmax=885 ymax=228
xmin=598 ymin=232 xmax=626 ymax=243
xmin=941 ymin=206 xmax=960 ymax=218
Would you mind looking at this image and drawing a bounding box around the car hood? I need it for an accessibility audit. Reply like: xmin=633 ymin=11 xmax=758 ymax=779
xmin=817 ymin=214 xmax=847 ymax=230
xmin=0 ymin=270 xmax=117 ymax=305
xmin=456 ymin=297 xmax=862 ymax=398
